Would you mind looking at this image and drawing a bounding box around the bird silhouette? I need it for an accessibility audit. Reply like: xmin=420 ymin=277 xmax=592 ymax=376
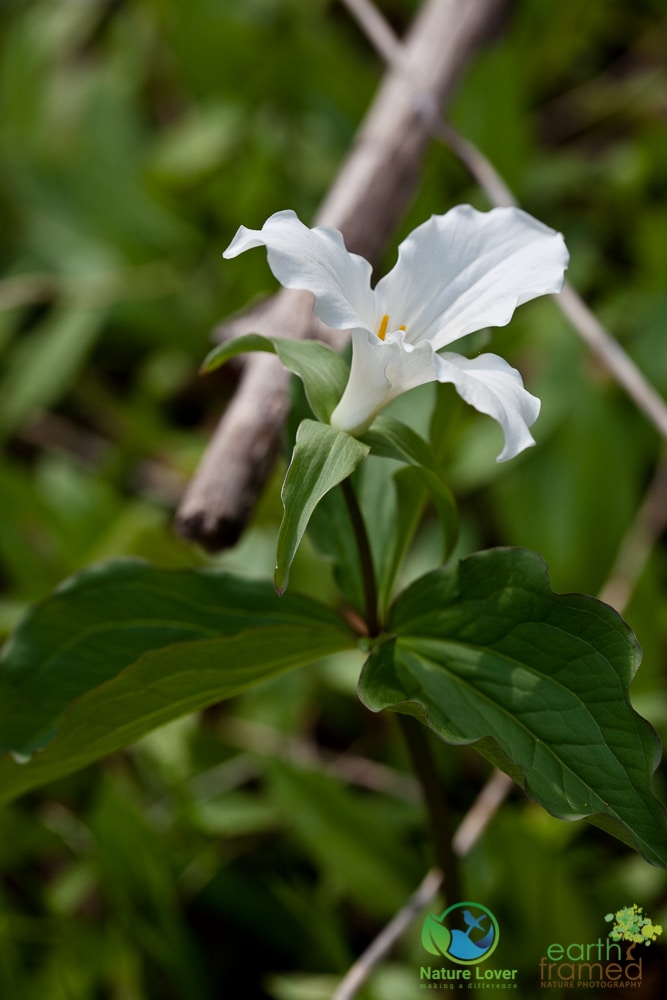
xmin=463 ymin=910 xmax=487 ymax=936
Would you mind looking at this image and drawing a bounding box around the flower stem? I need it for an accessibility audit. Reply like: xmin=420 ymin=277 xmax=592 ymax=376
xmin=340 ymin=477 xmax=380 ymax=637
xmin=340 ymin=478 xmax=460 ymax=901
xmin=398 ymin=714 xmax=462 ymax=905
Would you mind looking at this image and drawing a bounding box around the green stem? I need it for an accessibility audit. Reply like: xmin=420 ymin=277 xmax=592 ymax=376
xmin=398 ymin=714 xmax=462 ymax=905
xmin=341 ymin=479 xmax=459 ymax=900
xmin=340 ymin=477 xmax=380 ymax=637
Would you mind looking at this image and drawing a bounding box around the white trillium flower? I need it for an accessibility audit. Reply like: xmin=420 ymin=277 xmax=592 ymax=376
xmin=223 ymin=205 xmax=569 ymax=461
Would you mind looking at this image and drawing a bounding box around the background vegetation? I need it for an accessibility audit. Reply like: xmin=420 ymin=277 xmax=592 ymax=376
xmin=0 ymin=0 xmax=666 ymax=996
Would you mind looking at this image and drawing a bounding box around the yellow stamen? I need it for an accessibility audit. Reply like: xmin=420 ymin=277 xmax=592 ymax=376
xmin=377 ymin=315 xmax=407 ymax=340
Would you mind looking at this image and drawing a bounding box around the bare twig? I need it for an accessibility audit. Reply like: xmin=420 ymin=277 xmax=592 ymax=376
xmin=175 ymin=0 xmax=507 ymax=549
xmin=598 ymin=452 xmax=667 ymax=613
xmin=337 ymin=0 xmax=402 ymax=65
xmin=331 ymin=769 xmax=513 ymax=1000
xmin=556 ymin=285 xmax=667 ymax=440
xmin=451 ymin=769 xmax=514 ymax=856
xmin=219 ymin=717 xmax=421 ymax=802
xmin=332 ymin=867 xmax=443 ymax=1000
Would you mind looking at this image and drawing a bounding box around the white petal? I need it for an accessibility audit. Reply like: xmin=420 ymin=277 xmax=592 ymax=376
xmin=331 ymin=330 xmax=447 ymax=435
xmin=375 ymin=205 xmax=569 ymax=349
xmin=383 ymin=331 xmax=442 ymax=394
xmin=331 ymin=330 xmax=540 ymax=460
xmin=223 ymin=209 xmax=376 ymax=332
xmin=434 ymin=352 xmax=541 ymax=461
xmin=330 ymin=329 xmax=397 ymax=435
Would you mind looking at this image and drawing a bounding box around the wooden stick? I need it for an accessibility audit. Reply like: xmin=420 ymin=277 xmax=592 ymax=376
xmin=332 ymin=770 xmax=514 ymax=1000
xmin=175 ymin=0 xmax=507 ymax=550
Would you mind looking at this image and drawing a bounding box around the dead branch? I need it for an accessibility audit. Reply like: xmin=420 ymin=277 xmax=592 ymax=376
xmin=175 ymin=0 xmax=508 ymax=550
xmin=331 ymin=769 xmax=514 ymax=1000
xmin=598 ymin=451 xmax=667 ymax=613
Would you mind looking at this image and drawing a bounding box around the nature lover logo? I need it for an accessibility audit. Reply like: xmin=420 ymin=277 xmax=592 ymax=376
xmin=422 ymin=902 xmax=499 ymax=965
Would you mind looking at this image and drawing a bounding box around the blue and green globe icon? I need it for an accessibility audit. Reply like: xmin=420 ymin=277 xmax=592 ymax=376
xmin=422 ymin=902 xmax=499 ymax=965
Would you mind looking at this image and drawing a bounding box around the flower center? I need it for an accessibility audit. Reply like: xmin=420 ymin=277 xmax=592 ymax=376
xmin=377 ymin=314 xmax=406 ymax=341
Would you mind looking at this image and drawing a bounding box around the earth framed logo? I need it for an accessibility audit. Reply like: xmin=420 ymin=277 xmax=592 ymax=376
xmin=422 ymin=901 xmax=499 ymax=965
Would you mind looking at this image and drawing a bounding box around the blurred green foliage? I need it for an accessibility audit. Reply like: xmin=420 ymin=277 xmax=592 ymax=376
xmin=1 ymin=0 xmax=666 ymax=997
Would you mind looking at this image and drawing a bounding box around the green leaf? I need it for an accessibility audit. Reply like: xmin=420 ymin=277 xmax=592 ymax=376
xmin=358 ymin=548 xmax=667 ymax=867
xmin=272 ymin=338 xmax=350 ymax=423
xmin=0 ymin=627 xmax=355 ymax=806
xmin=275 ymin=420 xmax=369 ymax=594
xmin=306 ymin=486 xmax=365 ymax=614
xmin=375 ymin=465 xmax=430 ymax=616
xmin=364 ymin=413 xmax=441 ymax=469
xmin=0 ymin=559 xmax=355 ymax=767
xmin=364 ymin=414 xmax=458 ymax=560
xmin=200 ymin=332 xmax=275 ymax=372
xmin=201 ymin=333 xmax=350 ymax=422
